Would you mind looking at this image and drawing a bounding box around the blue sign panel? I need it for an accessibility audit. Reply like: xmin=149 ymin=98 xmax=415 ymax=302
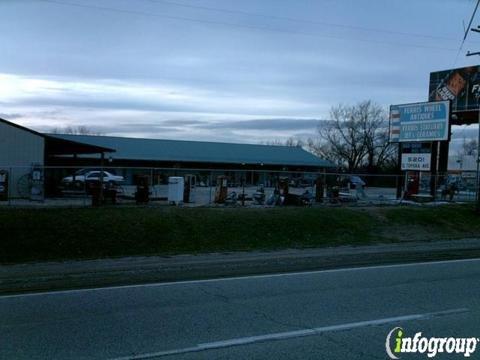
xmin=389 ymin=100 xmax=450 ymax=143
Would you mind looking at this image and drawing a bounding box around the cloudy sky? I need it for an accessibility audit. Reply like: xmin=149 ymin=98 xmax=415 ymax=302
xmin=1 ymin=0 xmax=480 ymax=146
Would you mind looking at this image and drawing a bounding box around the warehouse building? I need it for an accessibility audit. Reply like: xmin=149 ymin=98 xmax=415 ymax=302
xmin=48 ymin=133 xmax=332 ymax=184
xmin=0 ymin=117 xmax=333 ymax=198
xmin=0 ymin=118 xmax=113 ymax=198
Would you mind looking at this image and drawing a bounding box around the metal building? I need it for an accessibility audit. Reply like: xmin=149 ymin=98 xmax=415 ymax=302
xmin=0 ymin=117 xmax=333 ymax=198
xmin=0 ymin=119 xmax=45 ymax=198
xmin=48 ymin=134 xmax=333 ymax=186
xmin=0 ymin=118 xmax=113 ymax=199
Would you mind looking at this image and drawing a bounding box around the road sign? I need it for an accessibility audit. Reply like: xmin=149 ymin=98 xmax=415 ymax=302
xmin=401 ymin=153 xmax=431 ymax=171
xmin=389 ymin=100 xmax=450 ymax=143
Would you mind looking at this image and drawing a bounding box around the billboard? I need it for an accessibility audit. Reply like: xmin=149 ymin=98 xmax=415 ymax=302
xmin=429 ymin=66 xmax=480 ymax=112
xmin=389 ymin=100 xmax=450 ymax=143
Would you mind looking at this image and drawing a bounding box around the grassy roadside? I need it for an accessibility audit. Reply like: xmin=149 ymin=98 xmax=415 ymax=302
xmin=1 ymin=204 xmax=479 ymax=264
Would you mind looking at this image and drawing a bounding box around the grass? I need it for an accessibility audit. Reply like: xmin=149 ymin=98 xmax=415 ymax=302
xmin=1 ymin=204 xmax=480 ymax=264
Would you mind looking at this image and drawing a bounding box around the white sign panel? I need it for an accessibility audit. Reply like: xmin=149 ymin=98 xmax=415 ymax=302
xmin=401 ymin=153 xmax=431 ymax=171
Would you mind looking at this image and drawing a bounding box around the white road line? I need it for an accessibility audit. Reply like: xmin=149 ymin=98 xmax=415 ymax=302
xmin=109 ymin=308 xmax=469 ymax=360
xmin=1 ymin=257 xmax=479 ymax=299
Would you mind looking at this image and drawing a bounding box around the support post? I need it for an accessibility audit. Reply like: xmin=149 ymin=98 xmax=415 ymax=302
xmin=430 ymin=142 xmax=438 ymax=199
xmin=396 ymin=143 xmax=403 ymax=199
xmin=99 ymin=152 xmax=105 ymax=205
xmin=476 ymin=109 xmax=480 ymax=212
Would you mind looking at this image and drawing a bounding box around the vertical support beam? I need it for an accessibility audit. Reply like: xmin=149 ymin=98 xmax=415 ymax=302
xmin=476 ymin=109 xmax=480 ymax=212
xmin=72 ymin=153 xmax=77 ymax=184
xmin=100 ymin=152 xmax=105 ymax=204
xmin=430 ymin=142 xmax=439 ymax=199
xmin=438 ymin=141 xmax=450 ymax=174
xmin=241 ymin=176 xmax=245 ymax=206
xmin=323 ymin=167 xmax=327 ymax=199
xmin=437 ymin=121 xmax=451 ymax=196
xmin=396 ymin=143 xmax=403 ymax=199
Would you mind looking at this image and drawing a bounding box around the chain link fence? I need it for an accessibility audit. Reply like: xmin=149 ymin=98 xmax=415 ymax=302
xmin=0 ymin=165 xmax=477 ymax=207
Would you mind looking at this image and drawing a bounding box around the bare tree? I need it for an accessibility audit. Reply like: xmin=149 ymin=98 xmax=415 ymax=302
xmin=461 ymin=138 xmax=478 ymax=157
xmin=51 ymin=125 xmax=101 ymax=135
xmin=317 ymin=103 xmax=368 ymax=171
xmin=310 ymin=100 xmax=396 ymax=172
xmin=372 ymin=130 xmax=398 ymax=170
xmin=360 ymin=102 xmax=397 ymax=171
xmin=262 ymin=137 xmax=304 ymax=147
xmin=284 ymin=137 xmax=304 ymax=147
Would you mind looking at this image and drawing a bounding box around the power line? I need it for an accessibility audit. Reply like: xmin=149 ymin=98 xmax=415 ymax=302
xmin=463 ymin=0 xmax=480 ymax=42
xmin=456 ymin=0 xmax=480 ymax=65
xmin=38 ymin=0 xmax=459 ymax=52
xmin=150 ymin=0 xmax=463 ymax=43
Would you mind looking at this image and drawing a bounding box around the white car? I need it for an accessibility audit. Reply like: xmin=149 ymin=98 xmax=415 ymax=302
xmin=62 ymin=170 xmax=124 ymax=184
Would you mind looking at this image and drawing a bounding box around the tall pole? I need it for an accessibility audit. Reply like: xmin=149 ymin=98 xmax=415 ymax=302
xmin=462 ymin=16 xmax=480 ymax=211
xmin=476 ymin=110 xmax=480 ymax=212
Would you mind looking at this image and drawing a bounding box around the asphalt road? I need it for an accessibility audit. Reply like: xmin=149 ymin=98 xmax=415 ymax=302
xmin=1 ymin=258 xmax=480 ymax=359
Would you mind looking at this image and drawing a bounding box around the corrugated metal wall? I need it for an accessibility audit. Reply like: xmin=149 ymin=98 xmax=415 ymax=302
xmin=0 ymin=121 xmax=45 ymax=198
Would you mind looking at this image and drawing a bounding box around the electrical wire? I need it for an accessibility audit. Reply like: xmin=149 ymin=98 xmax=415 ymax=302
xmin=38 ymin=0 xmax=460 ymax=53
xmin=454 ymin=0 xmax=480 ymax=65
xmin=150 ymin=0 xmax=462 ymax=43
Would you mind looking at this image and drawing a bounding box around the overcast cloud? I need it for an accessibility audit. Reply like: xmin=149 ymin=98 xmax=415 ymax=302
xmin=1 ymin=0 xmax=480 ymax=146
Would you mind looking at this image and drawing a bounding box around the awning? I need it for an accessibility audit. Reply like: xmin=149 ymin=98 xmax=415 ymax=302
xmin=45 ymin=135 xmax=115 ymax=155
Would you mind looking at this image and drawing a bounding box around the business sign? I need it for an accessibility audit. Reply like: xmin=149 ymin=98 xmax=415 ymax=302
xmin=401 ymin=153 xmax=431 ymax=171
xmin=429 ymin=65 xmax=480 ymax=112
xmin=389 ymin=101 xmax=450 ymax=143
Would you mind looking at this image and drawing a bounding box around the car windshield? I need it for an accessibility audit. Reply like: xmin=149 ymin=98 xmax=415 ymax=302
xmin=350 ymin=176 xmax=364 ymax=184
xmin=74 ymin=168 xmax=97 ymax=175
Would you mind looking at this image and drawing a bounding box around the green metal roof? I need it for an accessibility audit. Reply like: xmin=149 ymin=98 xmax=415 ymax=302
xmin=49 ymin=134 xmax=333 ymax=168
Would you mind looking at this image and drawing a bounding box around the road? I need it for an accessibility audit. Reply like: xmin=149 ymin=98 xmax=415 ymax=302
xmin=1 ymin=258 xmax=480 ymax=359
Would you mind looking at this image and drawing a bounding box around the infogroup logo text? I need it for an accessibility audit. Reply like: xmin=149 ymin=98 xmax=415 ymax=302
xmin=386 ymin=327 xmax=479 ymax=358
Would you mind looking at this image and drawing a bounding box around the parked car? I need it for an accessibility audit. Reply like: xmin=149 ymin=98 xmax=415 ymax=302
xmin=62 ymin=170 xmax=124 ymax=185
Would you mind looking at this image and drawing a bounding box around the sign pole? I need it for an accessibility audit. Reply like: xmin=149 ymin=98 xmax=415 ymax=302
xmin=429 ymin=141 xmax=438 ymax=199
xmin=396 ymin=143 xmax=403 ymax=199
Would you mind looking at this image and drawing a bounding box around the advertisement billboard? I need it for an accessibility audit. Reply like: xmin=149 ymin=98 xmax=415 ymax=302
xmin=429 ymin=66 xmax=480 ymax=112
xmin=389 ymin=101 xmax=450 ymax=143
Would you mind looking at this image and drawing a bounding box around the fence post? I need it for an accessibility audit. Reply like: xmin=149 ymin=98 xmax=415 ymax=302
xmin=148 ymin=168 xmax=152 ymax=200
xmin=8 ymin=166 xmax=12 ymax=206
xmin=84 ymin=171 xmax=88 ymax=207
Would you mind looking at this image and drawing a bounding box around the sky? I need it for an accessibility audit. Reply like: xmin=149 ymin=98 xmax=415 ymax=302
xmin=1 ymin=0 xmax=480 ymax=148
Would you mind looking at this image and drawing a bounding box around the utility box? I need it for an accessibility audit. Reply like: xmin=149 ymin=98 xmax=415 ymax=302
xmin=0 ymin=170 xmax=8 ymax=201
xmin=168 ymin=176 xmax=184 ymax=205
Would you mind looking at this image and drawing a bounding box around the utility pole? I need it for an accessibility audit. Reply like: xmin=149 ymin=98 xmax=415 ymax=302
xmin=466 ymin=21 xmax=480 ymax=212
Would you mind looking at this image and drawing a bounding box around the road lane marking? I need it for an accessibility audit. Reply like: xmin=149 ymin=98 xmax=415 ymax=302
xmin=1 ymin=257 xmax=480 ymax=299
xmin=109 ymin=308 xmax=469 ymax=359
